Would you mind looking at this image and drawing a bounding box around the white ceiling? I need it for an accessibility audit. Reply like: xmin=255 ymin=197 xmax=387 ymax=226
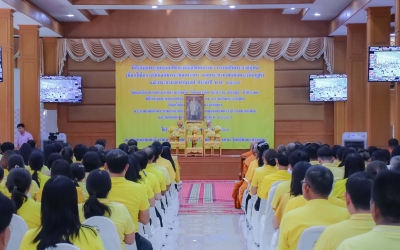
xmin=0 ymin=0 xmax=397 ymax=37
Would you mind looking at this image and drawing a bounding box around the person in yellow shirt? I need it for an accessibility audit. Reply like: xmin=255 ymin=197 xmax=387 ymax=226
xmin=79 ymin=169 xmax=135 ymax=250
xmin=71 ymin=163 xmax=88 ymax=199
xmin=251 ymin=148 xmax=278 ymax=211
xmin=105 ymin=149 xmax=152 ymax=250
xmin=0 ymin=167 xmax=8 ymax=196
xmin=35 ymin=159 xmax=85 ymax=203
xmin=271 ymin=150 xmax=310 ymax=211
xmin=29 ymin=152 xmax=50 ymax=189
xmin=142 ymin=148 xmax=168 ymax=194
xmin=151 ymin=145 xmax=172 ymax=189
xmin=332 ymin=153 xmax=365 ymax=201
xmin=153 ymin=142 xmax=176 ymax=183
xmin=0 ymin=193 xmax=14 ymax=250
xmin=19 ymin=175 xmax=104 ymax=250
xmin=317 ymin=146 xmax=344 ymax=181
xmin=134 ymin=153 xmax=162 ymax=199
xmin=278 ymin=166 xmax=350 ymax=250
xmin=126 ymin=155 xmax=155 ymax=207
xmin=259 ymin=151 xmax=291 ymax=199
xmin=73 ymin=144 xmax=88 ymax=164
xmin=338 ymin=148 xmax=357 ymax=168
xmin=331 ymin=145 xmax=341 ymax=166
xmin=273 ymin=161 xmax=311 ymax=229
xmin=6 ymin=168 xmax=41 ymax=229
xmin=0 ymin=150 xmax=16 ymax=177
xmin=82 ymin=151 xmax=102 ymax=181
xmin=367 ymin=160 xmax=389 ymax=178
xmin=160 ymin=146 xmax=177 ymax=183
xmin=161 ymin=141 xmax=181 ymax=183
xmin=314 ymin=172 xmax=375 ymax=250
xmin=337 ymin=170 xmax=400 ymax=250
xmin=7 ymin=155 xmax=39 ymax=199
xmin=306 ymin=143 xmax=321 ymax=165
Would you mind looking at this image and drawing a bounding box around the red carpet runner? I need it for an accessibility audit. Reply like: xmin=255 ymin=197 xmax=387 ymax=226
xmin=179 ymin=180 xmax=244 ymax=215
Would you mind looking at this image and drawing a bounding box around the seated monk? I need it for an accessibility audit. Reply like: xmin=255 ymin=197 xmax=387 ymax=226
xmin=232 ymin=141 xmax=257 ymax=209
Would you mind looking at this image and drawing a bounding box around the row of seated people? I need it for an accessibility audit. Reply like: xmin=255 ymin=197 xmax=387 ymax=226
xmin=234 ymin=140 xmax=400 ymax=250
xmin=0 ymin=138 xmax=181 ymax=250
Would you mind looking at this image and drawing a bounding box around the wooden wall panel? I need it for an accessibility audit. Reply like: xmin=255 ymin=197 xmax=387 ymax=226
xmin=275 ymin=105 xmax=324 ymax=120
xmin=275 ymin=87 xmax=312 ymax=104
xmin=275 ymin=57 xmax=324 ymax=71
xmin=81 ymin=89 xmax=115 ymax=105
xmin=63 ymin=9 xmax=330 ymax=38
xmin=67 ymin=105 xmax=115 ymax=122
xmin=67 ymin=57 xmax=115 ymax=71
xmin=68 ymin=71 xmax=115 ymax=88
xmin=275 ymin=70 xmax=323 ymax=87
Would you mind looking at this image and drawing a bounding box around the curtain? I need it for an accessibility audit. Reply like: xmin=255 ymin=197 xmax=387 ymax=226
xmin=55 ymin=37 xmax=333 ymax=75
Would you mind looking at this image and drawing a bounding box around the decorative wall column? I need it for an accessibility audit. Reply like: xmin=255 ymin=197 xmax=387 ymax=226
xmin=0 ymin=9 xmax=15 ymax=143
xmin=345 ymin=24 xmax=367 ymax=133
xmin=333 ymin=36 xmax=347 ymax=145
xmin=366 ymin=7 xmax=391 ymax=148
xmin=42 ymin=37 xmax=58 ymax=110
xmin=394 ymin=0 xmax=400 ymax=140
xmin=19 ymin=25 xmax=41 ymax=145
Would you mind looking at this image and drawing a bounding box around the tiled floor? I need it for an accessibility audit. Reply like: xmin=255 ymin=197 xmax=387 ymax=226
xmin=164 ymin=214 xmax=251 ymax=250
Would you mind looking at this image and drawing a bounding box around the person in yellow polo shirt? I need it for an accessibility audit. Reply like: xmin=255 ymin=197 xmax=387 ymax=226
xmin=271 ymin=150 xmax=310 ymax=212
xmin=29 ymin=152 xmax=50 ymax=189
xmin=306 ymin=143 xmax=321 ymax=165
xmin=19 ymin=175 xmax=104 ymax=250
xmin=273 ymin=161 xmax=311 ymax=229
xmin=152 ymin=142 xmax=176 ymax=183
xmin=35 ymin=159 xmax=85 ymax=203
xmin=142 ymin=148 xmax=167 ymax=194
xmin=337 ymin=170 xmax=400 ymax=250
xmin=105 ymin=149 xmax=152 ymax=250
xmin=151 ymin=145 xmax=172 ymax=190
xmin=7 ymin=155 xmax=39 ymax=199
xmin=259 ymin=151 xmax=291 ymax=199
xmin=277 ymin=166 xmax=350 ymax=250
xmin=79 ymin=169 xmax=136 ymax=250
xmin=251 ymin=149 xmax=278 ymax=211
xmin=6 ymin=168 xmax=41 ymax=229
xmin=162 ymin=141 xmax=181 ymax=183
xmin=331 ymin=145 xmax=342 ymax=166
xmin=134 ymin=153 xmax=162 ymax=200
xmin=314 ymin=172 xmax=375 ymax=250
xmin=331 ymin=153 xmax=366 ymax=201
xmin=317 ymin=146 xmax=344 ymax=181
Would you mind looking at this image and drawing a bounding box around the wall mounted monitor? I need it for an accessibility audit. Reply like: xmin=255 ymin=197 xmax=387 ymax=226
xmin=368 ymin=46 xmax=400 ymax=82
xmin=309 ymin=74 xmax=347 ymax=102
xmin=40 ymin=76 xmax=82 ymax=103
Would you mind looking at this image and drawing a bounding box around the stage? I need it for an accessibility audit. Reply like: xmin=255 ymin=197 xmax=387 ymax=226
xmin=177 ymin=149 xmax=247 ymax=180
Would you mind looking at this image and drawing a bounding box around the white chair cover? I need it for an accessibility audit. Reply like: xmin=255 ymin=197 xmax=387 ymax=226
xmin=45 ymin=243 xmax=81 ymax=250
xmin=6 ymin=214 xmax=28 ymax=250
xmin=254 ymin=181 xmax=282 ymax=246
xmin=297 ymin=226 xmax=326 ymax=250
xmin=259 ymin=182 xmax=280 ymax=250
xmin=83 ymin=216 xmax=121 ymax=250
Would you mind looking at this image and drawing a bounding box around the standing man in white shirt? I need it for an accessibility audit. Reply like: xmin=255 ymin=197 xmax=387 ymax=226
xmin=17 ymin=123 xmax=33 ymax=148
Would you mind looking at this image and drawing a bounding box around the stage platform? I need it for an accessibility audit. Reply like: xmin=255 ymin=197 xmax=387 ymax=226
xmin=177 ymin=150 xmax=247 ymax=180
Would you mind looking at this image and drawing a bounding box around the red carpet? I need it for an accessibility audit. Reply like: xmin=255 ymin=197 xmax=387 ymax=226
xmin=179 ymin=180 xmax=244 ymax=215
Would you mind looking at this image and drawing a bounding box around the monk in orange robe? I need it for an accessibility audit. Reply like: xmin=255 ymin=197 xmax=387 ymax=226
xmin=232 ymin=141 xmax=257 ymax=209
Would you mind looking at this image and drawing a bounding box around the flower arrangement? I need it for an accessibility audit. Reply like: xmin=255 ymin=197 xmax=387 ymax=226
xmin=190 ymin=125 xmax=200 ymax=135
xmin=168 ymin=126 xmax=177 ymax=133
xmin=171 ymin=130 xmax=180 ymax=141
xmin=214 ymin=125 xmax=222 ymax=134
xmin=206 ymin=130 xmax=216 ymax=138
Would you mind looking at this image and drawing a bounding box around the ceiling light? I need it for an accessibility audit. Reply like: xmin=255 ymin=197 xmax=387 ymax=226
xmin=391 ymin=33 xmax=396 ymax=36
xmin=66 ymin=14 xmax=74 ymax=17
xmin=291 ymin=8 xmax=295 ymax=10
xmin=152 ymin=5 xmax=158 ymax=8
xmin=229 ymin=5 xmax=235 ymax=8
xmin=314 ymin=13 xmax=321 ymax=16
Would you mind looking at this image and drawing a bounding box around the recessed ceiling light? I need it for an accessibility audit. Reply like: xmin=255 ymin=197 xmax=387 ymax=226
xmin=291 ymin=8 xmax=295 ymax=10
xmin=229 ymin=5 xmax=235 ymax=8
xmin=315 ymin=13 xmax=321 ymax=16
xmin=66 ymin=14 xmax=74 ymax=17
xmin=152 ymin=5 xmax=158 ymax=8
